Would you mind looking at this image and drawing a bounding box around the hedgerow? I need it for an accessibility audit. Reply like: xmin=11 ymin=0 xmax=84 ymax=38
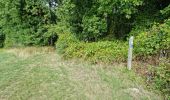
xmin=56 ymin=33 xmax=128 ymax=63
xmin=57 ymin=18 xmax=170 ymax=63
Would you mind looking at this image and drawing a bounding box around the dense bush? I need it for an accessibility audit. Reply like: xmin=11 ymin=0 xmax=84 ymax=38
xmin=57 ymin=33 xmax=128 ymax=63
xmin=149 ymin=60 xmax=170 ymax=99
xmin=56 ymin=33 xmax=79 ymax=54
xmin=81 ymin=15 xmax=107 ymax=41
xmin=57 ymin=0 xmax=144 ymax=41
xmin=134 ymin=19 xmax=170 ymax=57
xmin=0 ymin=0 xmax=58 ymax=47
xmin=63 ymin=16 xmax=170 ymax=63
xmin=133 ymin=19 xmax=170 ymax=99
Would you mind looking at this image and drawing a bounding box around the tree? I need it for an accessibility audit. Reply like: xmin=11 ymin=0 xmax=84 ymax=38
xmin=56 ymin=0 xmax=144 ymax=41
xmin=0 ymin=0 xmax=58 ymax=47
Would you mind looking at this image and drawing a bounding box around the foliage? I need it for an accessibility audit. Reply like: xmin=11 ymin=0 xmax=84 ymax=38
xmin=149 ymin=60 xmax=170 ymax=99
xmin=56 ymin=0 xmax=75 ymax=33
xmin=57 ymin=34 xmax=128 ymax=63
xmin=134 ymin=19 xmax=170 ymax=57
xmin=133 ymin=19 xmax=170 ymax=99
xmin=0 ymin=32 xmax=5 ymax=48
xmin=0 ymin=0 xmax=58 ymax=47
xmin=56 ymin=0 xmax=144 ymax=41
xmin=161 ymin=4 xmax=170 ymax=19
xmin=0 ymin=0 xmax=170 ymax=98
xmin=130 ymin=1 xmax=161 ymax=37
xmin=56 ymin=33 xmax=79 ymax=54
xmin=81 ymin=15 xmax=107 ymax=41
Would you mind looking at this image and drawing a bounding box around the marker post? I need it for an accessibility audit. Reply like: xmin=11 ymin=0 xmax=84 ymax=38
xmin=128 ymin=36 xmax=134 ymax=70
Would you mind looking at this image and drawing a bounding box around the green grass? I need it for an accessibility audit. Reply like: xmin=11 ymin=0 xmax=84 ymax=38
xmin=0 ymin=47 xmax=162 ymax=100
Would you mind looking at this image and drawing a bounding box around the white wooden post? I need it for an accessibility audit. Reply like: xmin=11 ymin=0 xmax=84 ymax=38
xmin=128 ymin=36 xmax=134 ymax=70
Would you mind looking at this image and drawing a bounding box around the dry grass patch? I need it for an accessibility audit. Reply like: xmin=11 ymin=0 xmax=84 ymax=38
xmin=6 ymin=47 xmax=55 ymax=58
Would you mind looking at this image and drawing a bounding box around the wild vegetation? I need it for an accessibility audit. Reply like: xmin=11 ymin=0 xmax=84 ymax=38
xmin=0 ymin=0 xmax=170 ymax=99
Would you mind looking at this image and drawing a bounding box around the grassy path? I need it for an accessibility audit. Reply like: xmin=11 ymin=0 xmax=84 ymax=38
xmin=0 ymin=48 xmax=162 ymax=100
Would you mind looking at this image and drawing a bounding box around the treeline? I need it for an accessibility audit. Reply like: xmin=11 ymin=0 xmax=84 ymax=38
xmin=0 ymin=0 xmax=59 ymax=47
xmin=0 ymin=0 xmax=169 ymax=47
xmin=57 ymin=0 xmax=170 ymax=41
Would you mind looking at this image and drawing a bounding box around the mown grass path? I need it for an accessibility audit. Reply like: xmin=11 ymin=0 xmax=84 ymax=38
xmin=0 ymin=48 xmax=162 ymax=100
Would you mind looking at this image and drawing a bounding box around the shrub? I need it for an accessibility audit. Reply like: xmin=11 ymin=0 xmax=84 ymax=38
xmin=133 ymin=19 xmax=170 ymax=99
xmin=56 ymin=33 xmax=128 ymax=63
xmin=149 ymin=60 xmax=170 ymax=99
xmin=81 ymin=15 xmax=107 ymax=41
xmin=134 ymin=19 xmax=170 ymax=57
xmin=56 ymin=33 xmax=79 ymax=54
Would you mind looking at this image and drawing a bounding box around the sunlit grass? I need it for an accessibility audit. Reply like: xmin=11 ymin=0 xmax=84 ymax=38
xmin=6 ymin=47 xmax=55 ymax=58
xmin=0 ymin=47 xmax=163 ymax=100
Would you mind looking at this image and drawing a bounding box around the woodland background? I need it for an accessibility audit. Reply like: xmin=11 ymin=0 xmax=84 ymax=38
xmin=0 ymin=0 xmax=169 ymax=98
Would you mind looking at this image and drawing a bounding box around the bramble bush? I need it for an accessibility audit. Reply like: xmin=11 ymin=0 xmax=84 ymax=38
xmin=56 ymin=33 xmax=79 ymax=54
xmin=56 ymin=33 xmax=128 ymax=63
xmin=134 ymin=19 xmax=170 ymax=57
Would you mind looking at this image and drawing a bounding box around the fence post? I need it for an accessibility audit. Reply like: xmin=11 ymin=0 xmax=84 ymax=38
xmin=128 ymin=36 xmax=134 ymax=70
